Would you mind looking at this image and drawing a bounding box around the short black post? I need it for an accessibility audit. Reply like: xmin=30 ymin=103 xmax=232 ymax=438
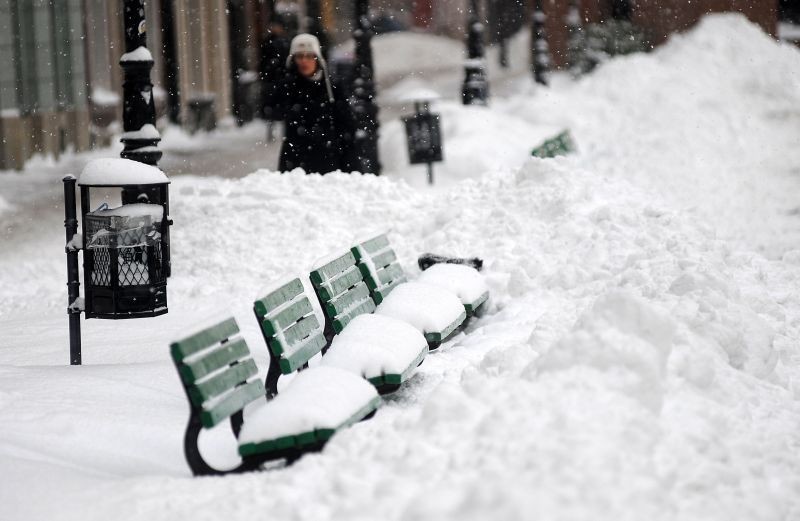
xmin=63 ymin=176 xmax=81 ymax=366
xmin=462 ymin=0 xmax=489 ymax=105
xmin=531 ymin=0 xmax=550 ymax=85
xmin=120 ymin=0 xmax=162 ymax=166
xmin=351 ymin=0 xmax=381 ymax=174
xmin=426 ymin=162 xmax=434 ymax=185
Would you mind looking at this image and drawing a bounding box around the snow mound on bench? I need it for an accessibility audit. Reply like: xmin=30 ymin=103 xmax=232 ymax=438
xmin=237 ymin=367 xmax=378 ymax=444
xmin=375 ymin=282 xmax=465 ymax=334
xmin=322 ymin=314 xmax=427 ymax=379
xmin=417 ymin=263 xmax=488 ymax=305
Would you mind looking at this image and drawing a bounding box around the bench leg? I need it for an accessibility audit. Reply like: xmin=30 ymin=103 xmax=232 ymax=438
xmin=183 ymin=414 xmax=263 ymax=476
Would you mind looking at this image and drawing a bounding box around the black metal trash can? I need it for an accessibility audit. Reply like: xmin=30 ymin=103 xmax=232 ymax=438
xmin=78 ymin=158 xmax=171 ymax=319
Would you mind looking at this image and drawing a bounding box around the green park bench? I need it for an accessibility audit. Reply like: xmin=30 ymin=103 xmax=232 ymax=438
xmin=171 ymin=316 xmax=380 ymax=476
xmin=257 ymin=275 xmax=427 ymax=395
xmin=352 ymin=234 xmax=490 ymax=347
xmin=531 ymin=130 xmax=575 ymax=159
xmin=309 ymin=252 xmax=429 ymax=393
xmin=319 ymin=245 xmax=464 ymax=350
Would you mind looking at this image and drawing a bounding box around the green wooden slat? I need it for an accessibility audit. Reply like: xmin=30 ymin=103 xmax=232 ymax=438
xmin=465 ymin=291 xmax=490 ymax=315
xmin=281 ymin=314 xmax=322 ymax=347
xmin=371 ymin=248 xmax=397 ymax=270
xmin=170 ymin=317 xmax=239 ymax=361
xmin=423 ymin=310 xmax=467 ymax=346
xmin=178 ymin=338 xmax=250 ymax=383
xmin=253 ymin=279 xmax=305 ymax=318
xmin=296 ymin=431 xmax=317 ymax=447
xmin=188 ymin=359 xmax=259 ymax=406
xmin=374 ymin=263 xmax=405 ymax=287
xmin=310 ymin=251 xmax=356 ymax=284
xmin=259 ymin=297 xmax=314 ymax=337
xmin=200 ymin=380 xmax=265 ymax=428
xmin=368 ymin=375 xmax=385 ymax=387
xmin=332 ymin=299 xmax=377 ymax=333
xmin=278 ymin=332 xmax=327 ymax=373
xmin=316 ymin=265 xmax=363 ymax=301
xmin=357 ymin=234 xmax=389 ymax=255
xmin=324 ymin=282 xmax=371 ymax=318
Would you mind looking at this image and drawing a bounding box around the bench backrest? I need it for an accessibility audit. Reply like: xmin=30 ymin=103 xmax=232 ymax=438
xmin=310 ymin=250 xmax=376 ymax=335
xmin=351 ymin=234 xmax=407 ymax=305
xmin=171 ymin=317 xmax=265 ymax=429
xmin=254 ymin=278 xmax=327 ymax=375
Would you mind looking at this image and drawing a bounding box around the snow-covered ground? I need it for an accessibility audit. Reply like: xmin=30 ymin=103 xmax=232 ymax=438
xmin=2 ymin=14 xmax=800 ymax=521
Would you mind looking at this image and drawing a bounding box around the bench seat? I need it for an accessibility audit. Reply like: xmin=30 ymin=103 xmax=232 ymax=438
xmin=238 ymin=366 xmax=380 ymax=457
xmin=416 ymin=263 xmax=490 ymax=315
xmin=374 ymin=282 xmax=467 ymax=347
xmin=321 ymin=314 xmax=428 ymax=388
xmin=310 ymin=253 xmax=429 ymax=393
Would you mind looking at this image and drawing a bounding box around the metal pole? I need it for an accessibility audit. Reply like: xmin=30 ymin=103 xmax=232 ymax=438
xmin=427 ymin=162 xmax=433 ymax=185
xmin=121 ymin=0 xmax=162 ymax=166
xmin=351 ymin=0 xmax=381 ymax=174
xmin=305 ymin=0 xmax=328 ymax=58
xmin=532 ymin=0 xmax=550 ymax=85
xmin=63 ymin=176 xmax=82 ymax=366
xmin=462 ymin=0 xmax=489 ymax=105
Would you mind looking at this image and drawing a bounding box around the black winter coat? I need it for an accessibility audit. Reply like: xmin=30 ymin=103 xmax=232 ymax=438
xmin=275 ymin=68 xmax=356 ymax=174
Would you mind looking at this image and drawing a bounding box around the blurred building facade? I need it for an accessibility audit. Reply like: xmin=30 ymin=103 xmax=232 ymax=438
xmin=0 ymin=0 xmax=90 ymax=170
xmin=1 ymin=0 xmax=241 ymax=171
xmin=0 ymin=0 xmax=784 ymax=170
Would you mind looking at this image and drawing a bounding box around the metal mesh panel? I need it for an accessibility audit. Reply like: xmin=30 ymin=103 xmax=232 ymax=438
xmin=85 ymin=211 xmax=166 ymax=288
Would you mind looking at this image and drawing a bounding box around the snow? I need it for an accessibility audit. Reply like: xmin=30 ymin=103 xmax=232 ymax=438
xmin=1 ymin=13 xmax=800 ymax=521
xmin=79 ymin=157 xmax=170 ymax=186
xmin=417 ymin=263 xmax=488 ymax=304
xmin=322 ymin=313 xmax=427 ymax=378
xmin=90 ymin=87 xmax=121 ymax=107
xmin=87 ymin=202 xmax=164 ymax=221
xmin=119 ymin=46 xmax=154 ymax=63
xmin=779 ymin=22 xmax=800 ymax=41
xmin=238 ymin=366 xmax=378 ymax=444
xmin=375 ymin=282 xmax=465 ymax=334
xmin=120 ymin=124 xmax=161 ymax=141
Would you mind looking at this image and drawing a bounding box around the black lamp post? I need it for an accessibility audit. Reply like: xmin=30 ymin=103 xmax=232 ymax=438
xmin=351 ymin=0 xmax=381 ymax=174
xmin=306 ymin=0 xmax=329 ymax=58
xmin=120 ymin=0 xmax=161 ymax=167
xmin=531 ymin=0 xmax=550 ymax=86
xmin=462 ymin=0 xmax=489 ymax=105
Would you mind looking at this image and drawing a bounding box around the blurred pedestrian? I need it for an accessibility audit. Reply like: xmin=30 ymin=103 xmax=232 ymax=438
xmin=275 ymin=34 xmax=355 ymax=174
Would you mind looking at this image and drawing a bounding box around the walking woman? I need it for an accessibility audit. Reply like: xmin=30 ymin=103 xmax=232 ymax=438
xmin=275 ymin=34 xmax=355 ymax=174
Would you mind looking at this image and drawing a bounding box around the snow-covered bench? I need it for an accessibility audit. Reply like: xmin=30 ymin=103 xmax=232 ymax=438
xmin=171 ymin=316 xmax=379 ymax=476
xmin=352 ymin=234 xmax=489 ymax=347
xmin=353 ymin=234 xmax=489 ymax=316
xmin=258 ymin=275 xmax=427 ymax=395
xmin=309 ymin=252 xmax=429 ymax=394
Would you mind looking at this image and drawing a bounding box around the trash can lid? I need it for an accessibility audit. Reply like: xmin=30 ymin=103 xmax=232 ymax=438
xmin=78 ymin=158 xmax=170 ymax=187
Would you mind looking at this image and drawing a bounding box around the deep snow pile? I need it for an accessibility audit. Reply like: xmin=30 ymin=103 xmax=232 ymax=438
xmin=1 ymin=14 xmax=800 ymax=521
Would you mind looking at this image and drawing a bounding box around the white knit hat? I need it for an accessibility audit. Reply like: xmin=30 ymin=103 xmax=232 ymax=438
xmin=286 ymin=33 xmax=334 ymax=101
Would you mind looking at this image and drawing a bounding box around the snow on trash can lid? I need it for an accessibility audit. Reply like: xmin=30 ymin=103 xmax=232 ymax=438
xmin=78 ymin=158 xmax=169 ymax=186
